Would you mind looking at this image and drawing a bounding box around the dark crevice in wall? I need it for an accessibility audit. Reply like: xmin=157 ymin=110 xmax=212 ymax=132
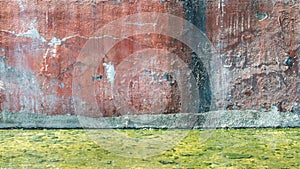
xmin=190 ymin=52 xmax=211 ymax=113
xmin=183 ymin=0 xmax=207 ymax=33
xmin=183 ymin=0 xmax=211 ymax=112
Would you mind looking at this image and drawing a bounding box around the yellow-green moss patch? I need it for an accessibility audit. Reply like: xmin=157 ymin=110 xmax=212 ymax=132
xmin=0 ymin=128 xmax=299 ymax=168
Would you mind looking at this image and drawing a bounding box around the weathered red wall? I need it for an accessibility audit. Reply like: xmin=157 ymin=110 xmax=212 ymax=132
xmin=0 ymin=0 xmax=189 ymax=116
xmin=0 ymin=0 xmax=299 ymax=116
xmin=206 ymin=0 xmax=299 ymax=112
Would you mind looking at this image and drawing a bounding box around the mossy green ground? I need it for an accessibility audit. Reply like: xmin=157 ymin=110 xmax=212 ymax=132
xmin=0 ymin=128 xmax=299 ymax=168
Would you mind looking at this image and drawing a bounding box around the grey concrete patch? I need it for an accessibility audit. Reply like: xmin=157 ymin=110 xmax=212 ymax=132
xmin=0 ymin=110 xmax=299 ymax=129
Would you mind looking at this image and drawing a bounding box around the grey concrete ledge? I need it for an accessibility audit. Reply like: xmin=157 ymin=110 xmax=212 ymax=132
xmin=0 ymin=110 xmax=299 ymax=129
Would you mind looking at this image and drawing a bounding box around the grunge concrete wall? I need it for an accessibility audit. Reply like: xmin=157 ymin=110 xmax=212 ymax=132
xmin=206 ymin=0 xmax=299 ymax=112
xmin=0 ymin=0 xmax=190 ymax=116
xmin=0 ymin=0 xmax=299 ymax=123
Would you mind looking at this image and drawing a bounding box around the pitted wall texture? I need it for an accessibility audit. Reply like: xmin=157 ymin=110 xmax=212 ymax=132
xmin=206 ymin=0 xmax=299 ymax=112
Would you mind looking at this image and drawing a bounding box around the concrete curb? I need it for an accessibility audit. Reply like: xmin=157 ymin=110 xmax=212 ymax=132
xmin=0 ymin=110 xmax=299 ymax=129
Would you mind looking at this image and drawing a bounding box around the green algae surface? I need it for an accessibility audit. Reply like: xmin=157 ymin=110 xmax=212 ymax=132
xmin=0 ymin=128 xmax=299 ymax=168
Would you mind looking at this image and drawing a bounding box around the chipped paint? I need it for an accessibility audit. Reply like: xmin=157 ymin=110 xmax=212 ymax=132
xmin=48 ymin=37 xmax=62 ymax=47
xmin=103 ymin=62 xmax=116 ymax=84
xmin=17 ymin=0 xmax=26 ymax=12
xmin=1 ymin=26 xmax=46 ymax=43
xmin=0 ymin=81 xmax=4 ymax=90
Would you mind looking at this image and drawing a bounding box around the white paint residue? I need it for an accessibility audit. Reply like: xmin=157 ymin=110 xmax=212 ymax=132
xmin=48 ymin=37 xmax=62 ymax=47
xmin=0 ymin=80 xmax=4 ymax=90
xmin=51 ymin=45 xmax=58 ymax=58
xmin=126 ymin=22 xmax=157 ymax=27
xmin=0 ymin=28 xmax=125 ymax=47
xmin=1 ymin=17 xmax=46 ymax=43
xmin=17 ymin=0 xmax=26 ymax=12
xmin=103 ymin=62 xmax=115 ymax=84
xmin=16 ymin=26 xmax=47 ymax=42
xmin=1 ymin=25 xmax=46 ymax=43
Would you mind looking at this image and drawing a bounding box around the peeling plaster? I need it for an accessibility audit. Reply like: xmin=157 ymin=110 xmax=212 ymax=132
xmin=1 ymin=27 xmax=46 ymax=43
xmin=103 ymin=62 xmax=115 ymax=84
xmin=0 ymin=28 xmax=126 ymax=48
xmin=48 ymin=37 xmax=62 ymax=47
xmin=0 ymin=81 xmax=4 ymax=90
xmin=17 ymin=0 xmax=27 ymax=12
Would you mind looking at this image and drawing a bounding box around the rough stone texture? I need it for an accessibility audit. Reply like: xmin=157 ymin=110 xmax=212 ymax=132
xmin=0 ymin=0 xmax=299 ymax=126
xmin=206 ymin=0 xmax=299 ymax=112
xmin=1 ymin=110 xmax=299 ymax=129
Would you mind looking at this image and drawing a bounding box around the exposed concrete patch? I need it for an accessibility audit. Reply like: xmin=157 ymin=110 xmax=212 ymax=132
xmin=0 ymin=110 xmax=299 ymax=129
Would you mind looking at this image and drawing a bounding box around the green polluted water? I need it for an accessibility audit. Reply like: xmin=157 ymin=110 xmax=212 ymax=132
xmin=0 ymin=128 xmax=299 ymax=168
